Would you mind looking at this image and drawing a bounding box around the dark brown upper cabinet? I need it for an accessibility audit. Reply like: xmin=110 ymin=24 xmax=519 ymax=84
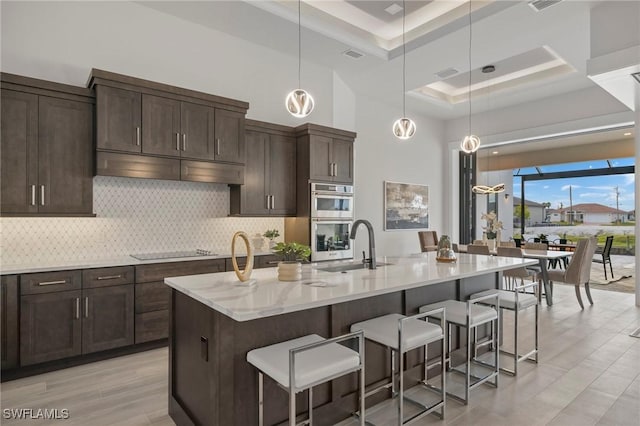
xmin=1 ymin=74 xmax=94 ymax=217
xmin=296 ymin=124 xmax=355 ymax=185
xmin=89 ymin=69 xmax=248 ymax=184
xmin=230 ymin=120 xmax=296 ymax=216
xmin=96 ymin=85 xmax=142 ymax=153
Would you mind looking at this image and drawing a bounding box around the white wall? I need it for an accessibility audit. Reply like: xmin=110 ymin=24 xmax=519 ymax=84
xmin=352 ymin=94 xmax=445 ymax=257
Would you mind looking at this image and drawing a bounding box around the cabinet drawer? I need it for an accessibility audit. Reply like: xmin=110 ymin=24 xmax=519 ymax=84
xmin=136 ymin=259 xmax=225 ymax=283
xmin=96 ymin=151 xmax=180 ymax=181
xmin=135 ymin=282 xmax=170 ymax=313
xmin=82 ymin=266 xmax=134 ymax=289
xmin=135 ymin=310 xmax=168 ymax=343
xmin=181 ymin=160 xmax=244 ymax=185
xmin=21 ymin=270 xmax=81 ymax=295
xmin=257 ymin=254 xmax=281 ymax=269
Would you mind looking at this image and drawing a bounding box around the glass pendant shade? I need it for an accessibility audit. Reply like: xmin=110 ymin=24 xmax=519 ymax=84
xmin=392 ymin=117 xmax=416 ymax=140
xmin=285 ymin=89 xmax=314 ymax=118
xmin=460 ymin=134 xmax=481 ymax=153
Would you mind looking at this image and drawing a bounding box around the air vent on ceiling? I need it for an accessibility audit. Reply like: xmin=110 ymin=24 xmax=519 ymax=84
xmin=343 ymin=49 xmax=364 ymax=60
xmin=528 ymin=0 xmax=564 ymax=12
xmin=434 ymin=67 xmax=459 ymax=79
xmin=384 ymin=3 xmax=403 ymax=16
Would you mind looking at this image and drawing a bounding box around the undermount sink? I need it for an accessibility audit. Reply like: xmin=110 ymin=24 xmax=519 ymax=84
xmin=315 ymin=262 xmax=390 ymax=273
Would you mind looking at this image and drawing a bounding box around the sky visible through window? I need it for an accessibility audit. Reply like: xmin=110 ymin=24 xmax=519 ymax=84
xmin=513 ymin=158 xmax=635 ymax=212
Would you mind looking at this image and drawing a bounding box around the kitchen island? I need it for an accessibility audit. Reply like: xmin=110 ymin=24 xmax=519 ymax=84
xmin=165 ymin=252 xmax=536 ymax=426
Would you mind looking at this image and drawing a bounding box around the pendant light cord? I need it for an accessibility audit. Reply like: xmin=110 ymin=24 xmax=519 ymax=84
xmin=298 ymin=0 xmax=301 ymax=89
xmin=468 ymin=0 xmax=472 ymax=136
xmin=402 ymin=0 xmax=407 ymax=117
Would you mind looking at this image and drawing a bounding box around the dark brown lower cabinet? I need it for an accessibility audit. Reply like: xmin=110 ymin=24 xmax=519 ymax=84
xmin=82 ymin=285 xmax=134 ymax=354
xmin=1 ymin=276 xmax=19 ymax=369
xmin=20 ymin=290 xmax=82 ymax=366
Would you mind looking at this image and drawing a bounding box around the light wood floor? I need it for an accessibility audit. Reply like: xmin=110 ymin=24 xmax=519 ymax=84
xmin=1 ymin=284 xmax=639 ymax=426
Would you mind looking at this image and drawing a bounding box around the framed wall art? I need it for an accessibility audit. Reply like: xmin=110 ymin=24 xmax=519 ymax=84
xmin=384 ymin=181 xmax=429 ymax=230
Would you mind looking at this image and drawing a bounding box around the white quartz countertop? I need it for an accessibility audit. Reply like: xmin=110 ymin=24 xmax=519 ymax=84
xmin=0 ymin=251 xmax=276 ymax=275
xmin=165 ymin=253 xmax=538 ymax=322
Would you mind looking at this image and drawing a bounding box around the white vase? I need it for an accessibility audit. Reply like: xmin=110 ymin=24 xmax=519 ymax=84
xmin=487 ymin=239 xmax=497 ymax=251
xmin=278 ymin=261 xmax=302 ymax=281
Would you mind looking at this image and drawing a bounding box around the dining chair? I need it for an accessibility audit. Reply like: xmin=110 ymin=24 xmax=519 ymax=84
xmin=548 ymin=238 xmax=598 ymax=309
xmin=524 ymin=242 xmax=548 ymax=251
xmin=467 ymin=244 xmax=491 ymax=255
xmin=418 ymin=231 xmax=439 ymax=252
xmin=592 ymin=235 xmax=614 ymax=280
xmin=496 ymin=246 xmax=538 ymax=290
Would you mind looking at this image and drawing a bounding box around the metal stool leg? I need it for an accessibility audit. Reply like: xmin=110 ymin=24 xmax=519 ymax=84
xmin=308 ymin=388 xmax=313 ymax=425
xmin=289 ymin=387 xmax=296 ymax=426
xmin=258 ymin=372 xmax=264 ymax=426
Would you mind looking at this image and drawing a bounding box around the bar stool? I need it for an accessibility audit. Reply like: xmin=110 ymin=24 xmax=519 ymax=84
xmin=246 ymin=332 xmax=365 ymax=426
xmin=470 ymin=282 xmax=539 ymax=376
xmin=419 ymin=296 xmax=499 ymax=405
xmin=350 ymin=310 xmax=446 ymax=425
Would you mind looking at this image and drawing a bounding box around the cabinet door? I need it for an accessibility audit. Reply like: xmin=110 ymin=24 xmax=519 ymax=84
xmin=1 ymin=276 xmax=19 ymax=369
xmin=20 ymin=290 xmax=82 ymax=366
xmin=38 ymin=97 xmax=94 ymax=215
xmin=308 ymin=135 xmax=333 ymax=182
xmin=96 ymin=85 xmax=141 ymax=153
xmin=214 ymin=109 xmax=244 ymax=164
xmin=82 ymin=285 xmax=134 ymax=354
xmin=0 ymin=90 xmax=38 ymax=214
xmin=268 ymin=134 xmax=296 ymax=215
xmin=331 ymin=139 xmax=354 ymax=184
xmin=142 ymin=94 xmax=181 ymax=157
xmin=241 ymin=130 xmax=269 ymax=215
xmin=180 ymin=102 xmax=215 ymax=161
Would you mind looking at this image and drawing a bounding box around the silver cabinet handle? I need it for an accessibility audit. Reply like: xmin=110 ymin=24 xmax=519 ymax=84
xmin=182 ymin=133 xmax=187 ymax=151
xmin=136 ymin=127 xmax=141 ymax=146
xmin=266 ymin=195 xmax=270 ymax=210
xmin=215 ymin=138 xmax=221 ymax=156
xmin=84 ymin=296 xmax=89 ymax=318
xmin=271 ymin=195 xmax=275 ymax=209
xmin=75 ymin=298 xmax=80 ymax=320
xmin=38 ymin=280 xmax=66 ymax=286
xmin=31 ymin=185 xmax=36 ymax=206
xmin=334 ymin=163 xmax=338 ymax=177
xmin=176 ymin=133 xmax=180 ymax=151
xmin=40 ymin=185 xmax=45 ymax=206
xmin=97 ymin=275 xmax=122 ymax=281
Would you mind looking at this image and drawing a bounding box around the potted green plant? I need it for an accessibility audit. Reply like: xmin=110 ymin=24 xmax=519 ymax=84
xmin=272 ymin=242 xmax=311 ymax=281
xmin=263 ymin=229 xmax=280 ymax=249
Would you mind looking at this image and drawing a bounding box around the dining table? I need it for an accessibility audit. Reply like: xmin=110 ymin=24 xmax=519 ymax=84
xmin=458 ymin=245 xmax=573 ymax=306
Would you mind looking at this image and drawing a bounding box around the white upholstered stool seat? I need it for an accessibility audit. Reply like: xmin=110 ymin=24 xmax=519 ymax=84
xmin=419 ymin=297 xmax=500 ymax=405
xmin=470 ymin=284 xmax=539 ymax=376
xmin=350 ymin=311 xmax=446 ymax=425
xmin=351 ymin=313 xmax=443 ymax=351
xmin=247 ymin=332 xmax=365 ymax=426
xmin=419 ymin=300 xmax=497 ymax=327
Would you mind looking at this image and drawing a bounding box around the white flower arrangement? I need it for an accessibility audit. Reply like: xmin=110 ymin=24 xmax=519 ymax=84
xmin=481 ymin=211 xmax=503 ymax=240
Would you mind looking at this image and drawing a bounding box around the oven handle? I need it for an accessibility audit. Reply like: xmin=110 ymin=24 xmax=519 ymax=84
xmin=312 ymin=191 xmax=354 ymax=197
xmin=311 ymin=218 xmax=354 ymax=223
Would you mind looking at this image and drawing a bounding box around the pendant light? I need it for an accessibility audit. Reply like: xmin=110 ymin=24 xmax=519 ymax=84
xmin=392 ymin=0 xmax=416 ymax=140
xmin=285 ymin=0 xmax=315 ymax=118
xmin=472 ymin=65 xmax=504 ymax=194
xmin=460 ymin=0 xmax=480 ymax=153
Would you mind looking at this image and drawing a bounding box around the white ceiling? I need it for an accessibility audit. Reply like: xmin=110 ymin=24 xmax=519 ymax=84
xmin=139 ymin=1 xmax=623 ymax=121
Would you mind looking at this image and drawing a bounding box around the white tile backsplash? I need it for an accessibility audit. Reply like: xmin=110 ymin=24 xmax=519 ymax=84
xmin=0 ymin=176 xmax=283 ymax=267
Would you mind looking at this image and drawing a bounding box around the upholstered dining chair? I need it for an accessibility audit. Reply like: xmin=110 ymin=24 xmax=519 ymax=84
xmin=592 ymin=235 xmax=614 ymax=280
xmin=467 ymin=244 xmax=491 ymax=255
xmin=496 ymin=246 xmax=538 ymax=291
xmin=418 ymin=231 xmax=439 ymax=252
xmin=524 ymin=242 xmax=548 ymax=251
xmin=548 ymin=238 xmax=598 ymax=309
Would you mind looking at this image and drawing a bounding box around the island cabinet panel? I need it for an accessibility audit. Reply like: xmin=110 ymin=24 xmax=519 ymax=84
xmin=1 ymin=276 xmax=19 ymax=370
xmin=1 ymin=74 xmax=95 ymax=217
xmin=96 ymin=85 xmax=141 ymax=153
xmin=20 ymin=290 xmax=82 ymax=366
xmin=82 ymin=284 xmax=134 ymax=354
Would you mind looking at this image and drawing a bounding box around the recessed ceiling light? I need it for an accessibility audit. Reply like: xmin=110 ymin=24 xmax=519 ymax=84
xmin=384 ymin=3 xmax=403 ymax=15
xmin=492 ymin=151 xmax=499 ymax=155
xmin=623 ymin=132 xmax=632 ymax=136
